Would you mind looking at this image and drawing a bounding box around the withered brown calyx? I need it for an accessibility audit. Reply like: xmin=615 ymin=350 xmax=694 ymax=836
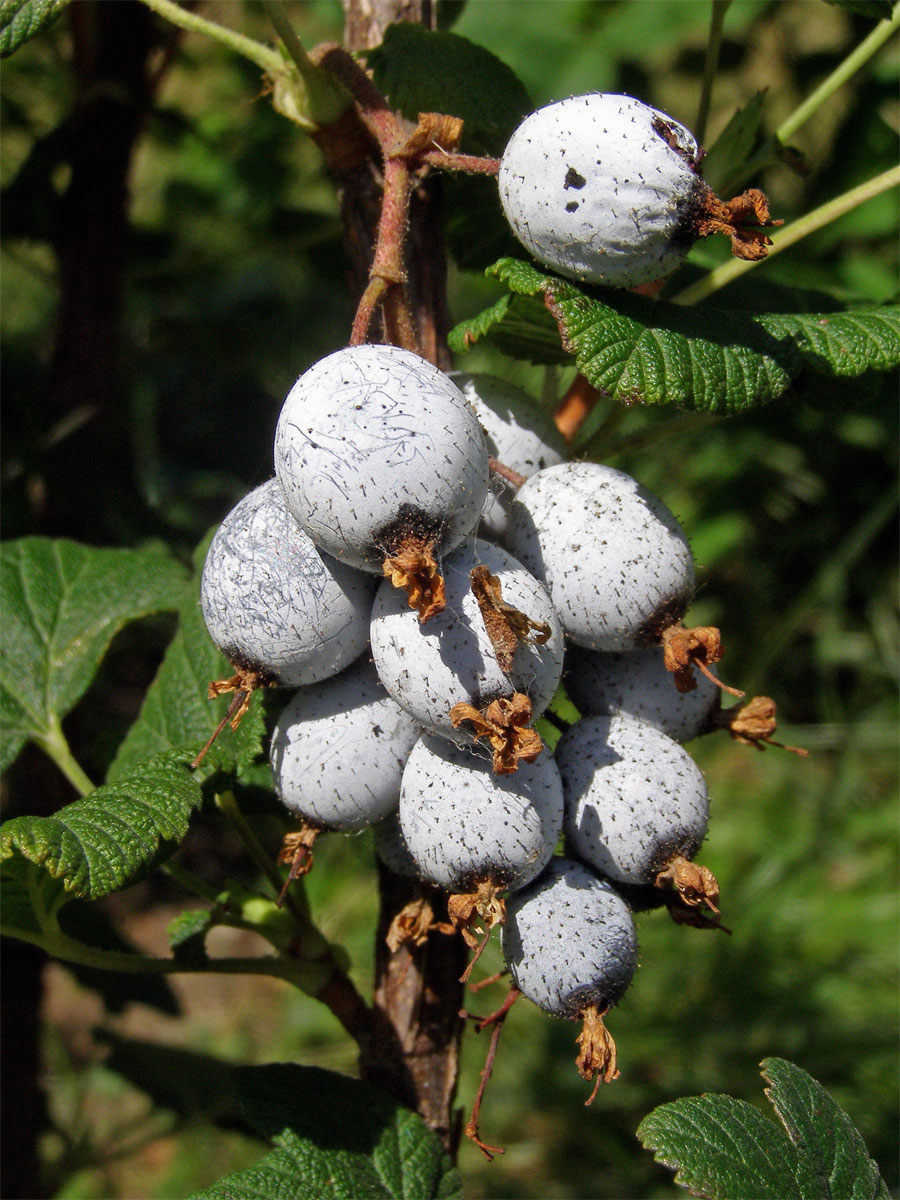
xmin=451 ymin=693 xmax=544 ymax=774
xmin=470 ymin=565 xmax=551 ymax=673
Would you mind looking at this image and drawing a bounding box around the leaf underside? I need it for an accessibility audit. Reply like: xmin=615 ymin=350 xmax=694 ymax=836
xmin=449 ymin=258 xmax=900 ymax=414
xmin=0 ymin=538 xmax=187 ymax=774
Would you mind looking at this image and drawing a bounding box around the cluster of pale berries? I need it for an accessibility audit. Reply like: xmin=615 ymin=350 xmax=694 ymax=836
xmin=199 ymin=93 xmax=775 ymax=1096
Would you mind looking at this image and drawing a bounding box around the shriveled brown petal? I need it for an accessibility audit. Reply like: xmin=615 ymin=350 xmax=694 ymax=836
xmin=721 ymin=695 xmax=809 ymax=756
xmin=382 ymin=535 xmax=445 ymax=622
xmin=386 ymin=895 xmax=454 ymax=950
xmin=470 ymin=566 xmax=552 ymax=673
xmin=451 ymin=693 xmax=544 ymax=774
xmin=694 ymin=187 xmax=781 ymax=261
xmin=656 ymin=855 xmax=720 ymax=913
xmin=661 ymin=624 xmax=744 ymax=697
xmin=575 ymin=1005 xmax=619 ymax=1104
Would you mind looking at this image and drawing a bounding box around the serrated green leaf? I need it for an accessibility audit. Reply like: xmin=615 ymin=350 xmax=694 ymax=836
xmin=702 ymin=92 xmax=768 ymax=194
xmin=108 ymin=534 xmax=265 ymax=781
xmin=637 ymin=1093 xmax=801 ymax=1199
xmin=0 ymin=750 xmax=202 ymax=899
xmin=0 ymin=538 xmax=187 ymax=774
xmin=190 ymin=1064 xmax=461 ymax=1200
xmin=761 ymin=1057 xmax=889 ymax=1200
xmin=450 ymin=258 xmax=900 ymax=413
xmin=0 ymin=0 xmax=69 ymax=57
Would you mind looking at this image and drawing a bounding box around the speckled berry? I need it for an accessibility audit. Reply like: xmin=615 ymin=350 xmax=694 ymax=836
xmin=499 ymin=93 xmax=707 ymax=287
xmin=557 ymin=713 xmax=710 ymax=887
xmin=398 ymin=733 xmax=563 ymax=894
xmin=200 ymin=479 xmax=375 ymax=688
xmin=270 ymin=656 xmax=422 ymax=833
xmin=370 ymin=537 xmax=564 ymax=763
xmin=501 ymin=856 xmax=637 ymax=1019
xmin=451 ymin=372 xmax=567 ymax=540
xmin=565 ymin=644 xmax=720 ymax=742
xmin=505 ymin=461 xmax=694 ymax=652
xmin=274 ymin=345 xmax=489 ymax=574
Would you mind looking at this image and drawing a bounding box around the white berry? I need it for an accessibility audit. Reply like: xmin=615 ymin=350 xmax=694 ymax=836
xmin=501 ymin=857 xmax=637 ymax=1019
xmin=274 ymin=345 xmax=490 ymax=573
xmin=369 ymin=537 xmax=564 ymax=749
xmin=505 ymin=461 xmax=694 ymax=651
xmin=398 ymin=733 xmax=564 ymax=893
xmin=565 ymin=644 xmax=720 ymax=742
xmin=556 ymin=714 xmax=710 ymax=886
xmin=270 ymin=656 xmax=422 ymax=833
xmin=451 ymin=372 xmax=567 ymax=540
xmin=200 ymin=479 xmax=375 ymax=687
xmin=499 ymin=93 xmax=706 ymax=287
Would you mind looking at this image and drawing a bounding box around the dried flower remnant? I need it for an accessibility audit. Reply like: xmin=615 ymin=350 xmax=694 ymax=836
xmin=471 ymin=565 xmax=552 ymax=672
xmin=451 ymin=693 xmax=544 ymax=774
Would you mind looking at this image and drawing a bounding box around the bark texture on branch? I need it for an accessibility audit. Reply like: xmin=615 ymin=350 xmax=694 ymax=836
xmin=339 ymin=0 xmax=466 ymax=1144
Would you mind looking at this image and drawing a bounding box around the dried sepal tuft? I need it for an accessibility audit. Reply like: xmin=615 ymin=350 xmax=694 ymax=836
xmin=655 ymin=854 xmax=720 ymax=916
xmin=694 ymin=187 xmax=781 ymax=261
xmin=470 ymin=565 xmax=552 ymax=672
xmin=661 ymin=624 xmax=744 ymax=696
xmin=717 ymin=694 xmax=809 ymax=756
xmin=450 ymin=692 xmax=544 ymax=774
xmin=385 ymin=894 xmax=454 ymax=951
xmin=575 ymin=1005 xmax=619 ymax=1104
xmin=277 ymin=825 xmax=321 ymax=903
xmin=382 ymin=533 xmax=446 ymax=622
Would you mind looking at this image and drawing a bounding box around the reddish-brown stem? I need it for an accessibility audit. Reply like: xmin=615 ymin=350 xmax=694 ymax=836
xmin=350 ymin=276 xmax=389 ymax=345
xmin=190 ymin=688 xmax=250 ymax=768
xmin=554 ymin=373 xmax=604 ymax=442
xmin=421 ymin=150 xmax=500 ymax=175
xmin=463 ymin=987 xmax=520 ymax=1160
xmin=489 ymin=457 xmax=527 ymax=489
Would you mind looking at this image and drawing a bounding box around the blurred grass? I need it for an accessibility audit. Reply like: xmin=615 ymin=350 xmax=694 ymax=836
xmin=2 ymin=0 xmax=897 ymax=1196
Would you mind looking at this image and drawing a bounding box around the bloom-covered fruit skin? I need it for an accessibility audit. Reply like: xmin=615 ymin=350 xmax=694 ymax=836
xmin=269 ymin=657 xmax=422 ymax=834
xmin=505 ymin=461 xmax=695 ymax=652
xmin=200 ymin=479 xmax=375 ymax=687
xmin=369 ymin=537 xmax=564 ymax=745
xmin=451 ymin=372 xmax=567 ymax=540
xmin=565 ymin=644 xmax=720 ymax=742
xmin=557 ymin=713 xmax=710 ymax=886
xmin=498 ymin=92 xmax=706 ymax=288
xmin=398 ymin=733 xmax=564 ymax=893
xmin=501 ymin=857 xmax=638 ymax=1019
xmin=273 ymin=344 xmax=490 ymax=573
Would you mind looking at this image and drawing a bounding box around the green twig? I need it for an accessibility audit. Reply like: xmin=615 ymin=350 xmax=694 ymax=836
xmin=720 ymin=6 xmax=900 ymax=195
xmin=696 ymin=0 xmax=731 ymax=145
xmin=4 ymin=924 xmax=311 ymax=984
xmin=137 ymin=0 xmax=283 ymax=73
xmin=777 ymin=5 xmax=900 ymax=145
xmin=673 ymin=163 xmax=900 ymax=305
xmin=34 ymin=715 xmax=95 ymax=797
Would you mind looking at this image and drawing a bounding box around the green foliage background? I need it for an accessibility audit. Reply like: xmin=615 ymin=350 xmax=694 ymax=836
xmin=1 ymin=1 xmax=897 ymax=1197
